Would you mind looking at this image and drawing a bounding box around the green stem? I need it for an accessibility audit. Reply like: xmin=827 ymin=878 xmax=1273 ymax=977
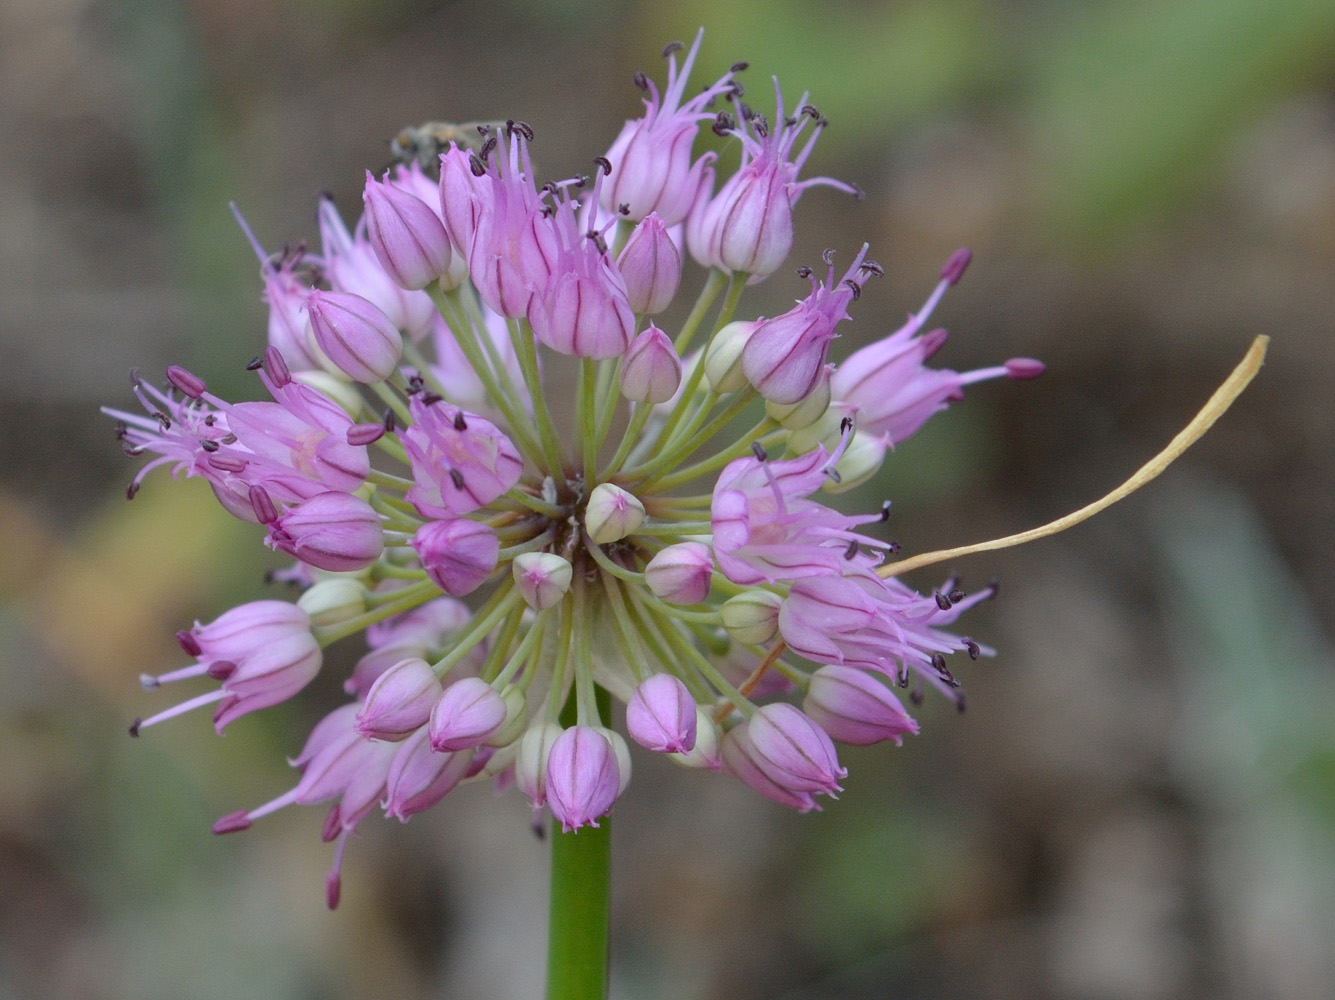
xmin=546 ymin=687 xmax=612 ymax=1000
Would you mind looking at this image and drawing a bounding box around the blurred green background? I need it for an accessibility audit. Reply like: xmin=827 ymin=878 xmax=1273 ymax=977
xmin=2 ymin=0 xmax=1333 ymax=997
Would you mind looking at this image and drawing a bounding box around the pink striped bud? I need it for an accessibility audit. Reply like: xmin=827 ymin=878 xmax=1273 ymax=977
xmin=356 ymin=657 xmax=442 ymax=741
xmin=617 ymin=214 xmax=681 ymax=315
xmin=384 ymin=727 xmax=475 ymax=819
xmin=545 ymin=725 xmax=622 ymax=832
xmin=428 ymin=677 xmax=507 ymax=751
xmin=746 ymin=703 xmax=846 ymax=795
xmin=306 ymin=289 xmax=403 ymax=383
xmin=619 ymin=325 xmax=682 ymax=404
xmin=625 ymin=674 xmax=697 ymax=753
xmin=644 ymin=542 xmax=713 ymax=605
xmin=363 ymin=171 xmax=453 ymax=290
xmin=265 ymin=491 xmax=383 ymax=572
xmin=412 ymin=519 xmax=499 ymax=597
xmin=721 ymin=722 xmax=818 ymax=812
xmin=802 ymin=665 xmax=918 ymax=746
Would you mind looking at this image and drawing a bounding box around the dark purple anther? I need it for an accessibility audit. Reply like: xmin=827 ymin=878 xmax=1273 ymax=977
xmin=449 ymin=468 xmax=465 ymax=490
xmin=453 ymin=411 xmax=468 ymax=432
xmin=206 ymin=660 xmax=237 ymax=681
xmin=346 ymin=423 xmax=386 ymax=446
xmin=263 ymin=346 xmax=292 ymax=386
xmin=166 ymin=366 xmax=206 ymax=399
xmin=935 ymin=592 xmax=952 ymax=611
xmin=249 ymin=484 xmax=278 ymax=524
xmin=128 ymin=718 xmax=142 ymax=737
xmin=1005 ymin=358 xmax=1046 ymax=380
xmin=751 ymin=441 xmax=768 ymax=462
xmin=211 ymin=811 xmax=253 ymax=835
xmin=176 ymin=629 xmax=202 ymax=657
xmin=939 ymin=247 xmax=972 ymax=286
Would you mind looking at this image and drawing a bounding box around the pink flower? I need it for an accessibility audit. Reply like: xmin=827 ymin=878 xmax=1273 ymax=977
xmin=617 ymin=213 xmax=682 ymax=315
xmin=688 ymin=80 xmax=858 ymax=276
xmin=741 ymin=245 xmax=879 ymax=404
xmin=745 ymin=702 xmax=845 ymax=795
xmin=401 ymin=395 xmax=523 ymax=517
xmin=643 ymin=541 xmax=714 ymax=605
xmin=720 ymin=722 xmax=818 ymax=812
xmin=600 ymin=30 xmax=736 ymax=225
xmin=802 ymin=665 xmax=918 ymax=746
xmin=132 ymin=601 xmax=321 ymax=734
xmin=466 ymin=123 xmax=557 ymax=318
xmin=306 ymin=289 xmax=404 ymax=383
xmin=778 ymin=570 xmax=994 ymax=710
xmin=831 ymin=248 xmax=1043 ymax=446
xmin=619 ymin=324 xmax=682 ymax=404
xmin=428 ymin=677 xmax=508 ymax=751
xmin=318 ymin=195 xmax=438 ymax=340
xmin=384 ymin=727 xmax=476 ymax=820
xmin=527 ymin=165 xmax=634 ymax=359
xmin=412 ymin=518 xmax=500 ymax=596
xmin=262 ymin=490 xmax=384 ymax=572
xmin=362 ymin=170 xmax=453 ymax=290
xmin=711 ymin=439 xmax=889 ymax=585
xmin=356 ymin=657 xmax=442 ymax=741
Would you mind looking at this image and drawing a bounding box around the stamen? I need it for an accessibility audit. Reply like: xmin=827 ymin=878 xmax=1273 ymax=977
xmin=346 ymin=423 xmax=385 ymax=446
xmin=453 ymin=410 xmax=468 ymax=431
xmin=212 ymin=811 xmax=253 ymax=835
xmin=383 ymin=409 xmax=397 ymax=432
xmin=125 ymin=481 xmax=140 ymax=500
xmin=730 ymin=60 xmax=749 ymax=72
xmin=206 ymin=660 xmax=237 ymax=681
xmin=593 ymin=155 xmax=612 ymax=176
xmin=177 ymin=629 xmax=202 ymax=657
xmin=421 ymin=392 xmax=442 ymax=406
xmin=963 ymin=638 xmax=981 ymax=660
xmin=245 ymin=357 xmax=263 ymax=371
xmin=449 ymin=468 xmax=465 ymax=490
xmin=166 ymin=366 xmax=206 ymax=399
xmin=879 ymin=500 xmax=892 ymax=521
xmin=249 ymin=485 xmax=278 ymax=524
xmin=751 ymin=441 xmax=768 ymax=462
xmin=200 ymin=439 xmax=219 ymax=452
xmin=949 ymin=589 xmax=966 ymax=604
xmin=632 ymin=71 xmax=649 ymax=91
xmin=844 ymin=539 xmax=860 ymax=560
xmin=661 ymin=40 xmax=684 ymax=58
xmin=795 ymin=266 xmax=813 ymax=279
xmin=841 ymin=279 xmax=862 ymax=300
xmin=934 ymin=592 xmax=952 ymax=611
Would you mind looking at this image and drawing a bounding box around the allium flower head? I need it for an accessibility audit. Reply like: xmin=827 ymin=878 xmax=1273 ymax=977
xmin=113 ymin=31 xmax=1045 ymax=904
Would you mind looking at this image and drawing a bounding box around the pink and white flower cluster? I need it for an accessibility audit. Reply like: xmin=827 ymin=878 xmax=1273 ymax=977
xmin=106 ymin=29 xmax=1042 ymax=905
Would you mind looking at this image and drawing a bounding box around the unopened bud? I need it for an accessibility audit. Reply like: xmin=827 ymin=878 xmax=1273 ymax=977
xmin=670 ymin=707 xmax=722 ymax=770
xmin=625 ymin=674 xmax=697 ymax=753
xmin=585 ymin=483 xmax=645 ymax=544
xmin=363 ymin=171 xmax=453 ymax=290
xmin=704 ymin=320 xmax=756 ymax=393
xmin=617 ymin=213 xmax=682 ymax=315
xmin=512 ymin=552 xmax=573 ymax=610
xmin=412 ymin=519 xmax=499 ymax=597
xmin=429 ymin=676 xmax=507 ymax=751
xmin=620 ymin=325 xmax=682 ymax=404
xmin=803 ymin=665 xmax=918 ymax=746
xmin=357 ymin=657 xmax=442 ymax=741
xmin=720 ymin=590 xmax=783 ymax=645
xmin=644 ymin=542 xmax=713 ymax=605
xmin=306 ymin=289 xmax=403 ymax=383
xmin=485 ymin=683 xmax=529 ymax=748
xmin=296 ymin=578 xmax=367 ymax=627
xmin=764 ymin=364 xmax=832 ymax=429
xmin=820 ymin=431 xmax=888 ymax=495
xmin=266 ymin=491 xmax=384 ymax=572
xmin=291 ymin=370 xmax=365 ymax=416
xmin=516 ymin=721 xmax=563 ymax=807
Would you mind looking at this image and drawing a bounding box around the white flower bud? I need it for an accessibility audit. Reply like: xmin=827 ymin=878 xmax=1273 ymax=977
xmin=704 ymin=320 xmax=757 ymax=393
xmin=720 ymin=590 xmax=783 ymax=645
xmin=585 ymin=483 xmax=645 ymax=544
xmin=296 ymin=578 xmax=367 ymax=627
xmin=512 ymin=552 xmax=574 ymax=610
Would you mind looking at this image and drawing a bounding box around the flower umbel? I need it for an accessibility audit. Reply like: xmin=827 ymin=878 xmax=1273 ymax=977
xmin=110 ymin=36 xmax=1047 ymax=906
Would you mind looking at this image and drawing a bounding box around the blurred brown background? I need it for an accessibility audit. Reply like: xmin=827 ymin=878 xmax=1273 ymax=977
xmin=2 ymin=1 xmax=1333 ymax=998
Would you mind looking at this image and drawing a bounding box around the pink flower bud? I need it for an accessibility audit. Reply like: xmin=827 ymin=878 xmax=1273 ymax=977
xmin=545 ymin=725 xmax=622 ymax=832
xmin=625 ymin=674 xmax=697 ymax=753
xmin=428 ymin=677 xmax=507 ymax=751
xmin=584 ymin=483 xmax=645 ymax=544
xmin=356 ymin=657 xmax=442 ymax=741
xmin=1005 ymin=357 xmax=1046 ymax=379
xmin=644 ymin=542 xmax=713 ymax=605
xmin=616 ymin=214 xmax=681 ymax=315
xmin=512 ymin=552 xmax=573 ymax=610
xmin=438 ymin=145 xmax=485 ymax=257
xmin=802 ymin=665 xmax=919 ymax=746
xmin=306 ymin=289 xmax=403 ymax=383
xmin=384 ymin=727 xmax=475 ymax=820
xmin=746 ymin=703 xmax=846 ymax=795
xmin=619 ymin=325 xmax=682 ymax=404
xmin=720 ymin=722 xmax=818 ymax=812
xmin=265 ymin=491 xmax=383 ymax=572
xmin=412 ymin=519 xmax=499 ymax=597
xmin=362 ymin=171 xmax=453 ymax=290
